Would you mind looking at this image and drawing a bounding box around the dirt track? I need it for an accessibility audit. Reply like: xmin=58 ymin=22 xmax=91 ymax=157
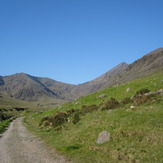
xmin=0 ymin=118 xmax=69 ymax=163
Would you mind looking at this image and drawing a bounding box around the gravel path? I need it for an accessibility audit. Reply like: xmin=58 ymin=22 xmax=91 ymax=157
xmin=0 ymin=118 xmax=70 ymax=163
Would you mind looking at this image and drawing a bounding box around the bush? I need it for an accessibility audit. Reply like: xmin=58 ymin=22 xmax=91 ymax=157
xmin=133 ymin=95 xmax=150 ymax=105
xmin=132 ymin=89 xmax=151 ymax=105
xmin=39 ymin=116 xmax=49 ymax=126
xmin=135 ymin=89 xmax=150 ymax=96
xmin=39 ymin=112 xmax=68 ymax=128
xmin=81 ymin=105 xmax=98 ymax=114
xmin=49 ymin=112 xmax=68 ymax=127
xmin=120 ymin=97 xmax=133 ymax=105
xmin=0 ymin=112 xmax=12 ymax=122
xmin=101 ymin=98 xmax=119 ymax=110
xmin=66 ymin=109 xmax=75 ymax=116
xmin=72 ymin=112 xmax=81 ymax=124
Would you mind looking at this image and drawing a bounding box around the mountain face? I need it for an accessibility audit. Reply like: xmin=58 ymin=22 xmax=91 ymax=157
xmin=109 ymin=48 xmax=163 ymax=85
xmin=0 ymin=73 xmax=76 ymax=101
xmin=71 ymin=62 xmax=129 ymax=97
xmin=72 ymin=48 xmax=163 ymax=96
xmin=0 ymin=48 xmax=163 ymax=102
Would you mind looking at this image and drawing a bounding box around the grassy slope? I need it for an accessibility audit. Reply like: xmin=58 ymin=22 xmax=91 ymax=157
xmin=0 ymin=93 xmax=67 ymax=134
xmin=0 ymin=95 xmax=66 ymax=113
xmin=0 ymin=96 xmax=29 ymax=109
xmin=25 ymin=73 xmax=163 ymax=163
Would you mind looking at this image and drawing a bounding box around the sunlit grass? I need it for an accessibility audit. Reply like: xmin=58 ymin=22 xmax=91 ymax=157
xmin=0 ymin=119 xmax=12 ymax=134
xmin=24 ymin=73 xmax=163 ymax=162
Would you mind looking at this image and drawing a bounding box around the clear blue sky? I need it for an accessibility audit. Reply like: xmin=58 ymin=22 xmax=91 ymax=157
xmin=0 ymin=0 xmax=163 ymax=84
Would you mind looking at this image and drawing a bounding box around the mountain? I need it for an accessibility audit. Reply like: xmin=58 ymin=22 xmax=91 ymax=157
xmin=0 ymin=48 xmax=163 ymax=103
xmin=71 ymin=62 xmax=129 ymax=96
xmin=106 ymin=47 xmax=163 ymax=85
xmin=0 ymin=62 xmax=129 ymax=101
xmin=72 ymin=48 xmax=163 ymax=96
xmin=0 ymin=73 xmax=76 ymax=101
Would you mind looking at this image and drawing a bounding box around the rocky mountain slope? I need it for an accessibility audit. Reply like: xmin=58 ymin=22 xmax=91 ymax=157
xmin=103 ymin=47 xmax=163 ymax=87
xmin=0 ymin=48 xmax=163 ymax=102
xmin=71 ymin=62 xmax=129 ymax=96
xmin=72 ymin=48 xmax=163 ymax=96
xmin=0 ymin=73 xmax=76 ymax=101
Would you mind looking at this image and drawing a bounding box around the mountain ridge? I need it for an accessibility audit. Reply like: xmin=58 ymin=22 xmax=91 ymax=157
xmin=0 ymin=48 xmax=163 ymax=103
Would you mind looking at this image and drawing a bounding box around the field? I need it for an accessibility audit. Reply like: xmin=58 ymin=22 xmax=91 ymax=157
xmin=24 ymin=73 xmax=163 ymax=162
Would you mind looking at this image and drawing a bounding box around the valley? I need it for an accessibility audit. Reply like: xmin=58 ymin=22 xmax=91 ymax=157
xmin=0 ymin=48 xmax=163 ymax=163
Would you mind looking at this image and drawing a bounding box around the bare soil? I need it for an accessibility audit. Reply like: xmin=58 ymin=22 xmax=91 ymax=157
xmin=0 ymin=118 xmax=70 ymax=163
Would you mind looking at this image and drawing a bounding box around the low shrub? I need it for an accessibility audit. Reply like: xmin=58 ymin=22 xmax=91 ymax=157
xmin=49 ymin=112 xmax=68 ymax=128
xmin=72 ymin=112 xmax=81 ymax=124
xmin=39 ymin=116 xmax=49 ymax=126
xmin=133 ymin=95 xmax=151 ymax=105
xmin=120 ymin=97 xmax=133 ymax=105
xmin=81 ymin=105 xmax=98 ymax=114
xmin=101 ymin=98 xmax=119 ymax=110
xmin=0 ymin=112 xmax=12 ymax=122
xmin=39 ymin=112 xmax=68 ymax=128
xmin=131 ymin=89 xmax=151 ymax=105
xmin=66 ymin=109 xmax=75 ymax=116
xmin=135 ymin=88 xmax=150 ymax=96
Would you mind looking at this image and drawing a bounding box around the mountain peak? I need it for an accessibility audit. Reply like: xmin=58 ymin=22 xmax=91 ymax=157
xmin=4 ymin=72 xmax=29 ymax=78
xmin=113 ymin=62 xmax=128 ymax=69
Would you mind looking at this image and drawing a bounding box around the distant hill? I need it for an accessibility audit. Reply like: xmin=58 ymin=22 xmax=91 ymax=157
xmin=0 ymin=73 xmax=76 ymax=101
xmin=0 ymin=48 xmax=163 ymax=102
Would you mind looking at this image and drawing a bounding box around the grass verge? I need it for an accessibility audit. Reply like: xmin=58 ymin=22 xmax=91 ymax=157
xmin=0 ymin=119 xmax=12 ymax=134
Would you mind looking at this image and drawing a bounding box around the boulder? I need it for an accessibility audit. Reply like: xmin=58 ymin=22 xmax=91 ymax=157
xmin=98 ymin=94 xmax=106 ymax=99
xmin=130 ymin=106 xmax=135 ymax=109
xmin=157 ymin=89 xmax=163 ymax=95
xmin=144 ymin=92 xmax=158 ymax=96
xmin=126 ymin=88 xmax=131 ymax=92
xmin=144 ymin=89 xmax=163 ymax=96
xmin=107 ymin=110 xmax=112 ymax=114
xmin=75 ymin=102 xmax=81 ymax=105
xmin=96 ymin=131 xmax=110 ymax=144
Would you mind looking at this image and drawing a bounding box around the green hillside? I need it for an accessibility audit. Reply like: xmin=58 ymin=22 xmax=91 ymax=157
xmin=24 ymin=73 xmax=163 ymax=163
